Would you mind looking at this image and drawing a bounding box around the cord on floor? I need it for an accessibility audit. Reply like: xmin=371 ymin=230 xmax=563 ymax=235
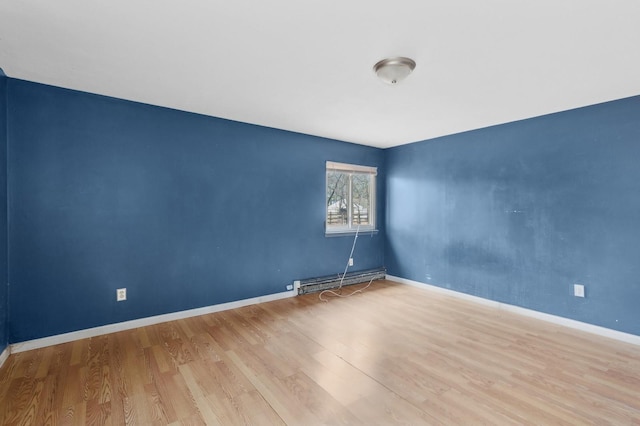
xmin=319 ymin=277 xmax=375 ymax=302
xmin=319 ymin=225 xmax=374 ymax=301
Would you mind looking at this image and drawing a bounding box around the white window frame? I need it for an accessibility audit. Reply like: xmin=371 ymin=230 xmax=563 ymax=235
xmin=326 ymin=161 xmax=377 ymax=235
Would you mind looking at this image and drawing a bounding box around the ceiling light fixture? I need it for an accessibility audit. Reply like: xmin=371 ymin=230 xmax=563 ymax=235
xmin=373 ymin=57 xmax=416 ymax=85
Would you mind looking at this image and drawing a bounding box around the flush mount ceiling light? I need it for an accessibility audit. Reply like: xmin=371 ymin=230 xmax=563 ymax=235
xmin=373 ymin=57 xmax=416 ymax=85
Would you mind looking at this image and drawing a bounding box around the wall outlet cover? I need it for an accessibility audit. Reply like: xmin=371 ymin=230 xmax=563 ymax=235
xmin=574 ymin=284 xmax=585 ymax=298
xmin=117 ymin=288 xmax=127 ymax=301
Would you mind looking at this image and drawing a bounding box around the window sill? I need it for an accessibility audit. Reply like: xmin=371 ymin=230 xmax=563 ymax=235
xmin=325 ymin=229 xmax=379 ymax=237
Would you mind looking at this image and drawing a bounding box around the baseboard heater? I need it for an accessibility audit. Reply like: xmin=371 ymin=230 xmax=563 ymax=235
xmin=296 ymin=267 xmax=386 ymax=295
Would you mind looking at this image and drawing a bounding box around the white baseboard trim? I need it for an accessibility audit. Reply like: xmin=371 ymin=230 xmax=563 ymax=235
xmin=11 ymin=290 xmax=296 ymax=354
xmin=387 ymin=275 xmax=640 ymax=347
xmin=0 ymin=345 xmax=10 ymax=369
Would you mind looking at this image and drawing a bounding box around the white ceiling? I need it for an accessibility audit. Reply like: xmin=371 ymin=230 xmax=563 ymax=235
xmin=1 ymin=1 xmax=639 ymax=148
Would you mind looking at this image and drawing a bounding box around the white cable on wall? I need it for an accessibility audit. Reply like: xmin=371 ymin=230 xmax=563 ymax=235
xmin=320 ymin=225 xmax=375 ymax=301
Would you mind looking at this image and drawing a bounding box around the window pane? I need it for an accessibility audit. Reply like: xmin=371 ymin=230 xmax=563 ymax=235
xmin=326 ymin=171 xmax=348 ymax=227
xmin=351 ymin=173 xmax=371 ymax=226
xmin=326 ymin=162 xmax=376 ymax=233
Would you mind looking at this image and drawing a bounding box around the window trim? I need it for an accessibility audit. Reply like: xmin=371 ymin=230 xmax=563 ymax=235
xmin=325 ymin=161 xmax=377 ymax=235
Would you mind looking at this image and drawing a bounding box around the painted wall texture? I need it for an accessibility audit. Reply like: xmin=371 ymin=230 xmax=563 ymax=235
xmin=7 ymin=79 xmax=385 ymax=342
xmin=4 ymin=75 xmax=640 ymax=344
xmin=386 ymin=96 xmax=640 ymax=335
xmin=0 ymin=70 xmax=8 ymax=353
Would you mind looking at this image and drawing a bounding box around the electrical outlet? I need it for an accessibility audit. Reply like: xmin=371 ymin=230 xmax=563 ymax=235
xmin=349 ymin=258 xmax=354 ymax=266
xmin=117 ymin=288 xmax=127 ymax=301
xmin=573 ymin=284 xmax=585 ymax=298
xmin=286 ymin=284 xmax=293 ymax=291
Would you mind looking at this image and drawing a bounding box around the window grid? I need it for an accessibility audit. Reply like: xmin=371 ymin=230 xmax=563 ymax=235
xmin=326 ymin=162 xmax=376 ymax=234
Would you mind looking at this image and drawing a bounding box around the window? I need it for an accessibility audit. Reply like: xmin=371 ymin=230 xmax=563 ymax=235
xmin=326 ymin=161 xmax=377 ymax=234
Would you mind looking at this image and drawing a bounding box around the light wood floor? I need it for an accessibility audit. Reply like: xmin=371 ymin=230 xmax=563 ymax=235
xmin=1 ymin=280 xmax=640 ymax=425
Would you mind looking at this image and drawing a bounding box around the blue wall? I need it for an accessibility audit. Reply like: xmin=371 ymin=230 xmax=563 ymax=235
xmin=0 ymin=70 xmax=7 ymax=353
xmin=4 ymin=75 xmax=639 ymax=344
xmin=386 ymin=96 xmax=640 ymax=335
xmin=7 ymin=79 xmax=385 ymax=342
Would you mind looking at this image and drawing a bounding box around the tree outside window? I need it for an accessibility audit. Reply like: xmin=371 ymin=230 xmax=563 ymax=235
xmin=326 ymin=162 xmax=376 ymax=234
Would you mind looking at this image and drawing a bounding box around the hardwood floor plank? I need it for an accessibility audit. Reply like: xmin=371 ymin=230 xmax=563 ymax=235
xmin=304 ymin=349 xmax=382 ymax=405
xmin=281 ymin=371 xmax=363 ymax=425
xmin=69 ymin=340 xmax=87 ymax=367
xmin=178 ymin=363 xmax=224 ymax=424
xmin=348 ymin=391 xmax=440 ymax=425
xmin=60 ymin=401 xmax=86 ymax=426
xmin=156 ymin=372 xmax=196 ymax=421
xmin=187 ymin=332 xmax=224 ymax=363
xmin=2 ymin=280 xmax=640 ymax=424
xmin=225 ymin=351 xmax=319 ymax=425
